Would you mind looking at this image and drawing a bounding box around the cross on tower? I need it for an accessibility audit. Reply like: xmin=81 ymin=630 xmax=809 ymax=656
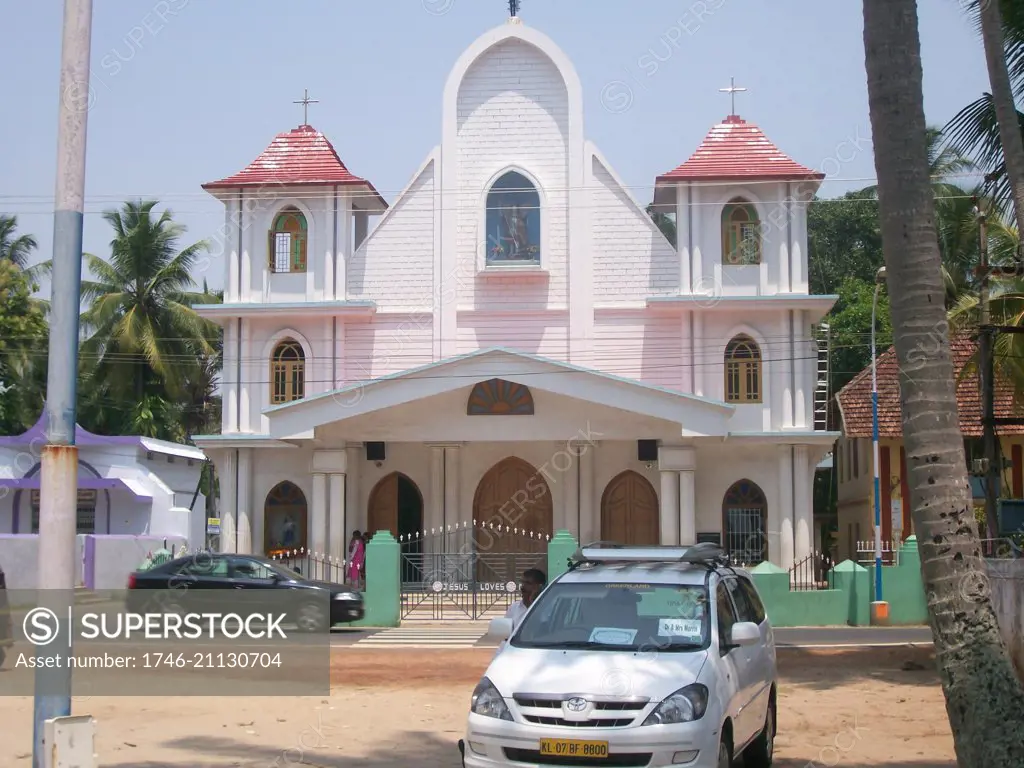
xmin=293 ymin=88 xmax=319 ymax=126
xmin=508 ymin=0 xmax=519 ymax=17
xmin=718 ymin=77 xmax=747 ymax=117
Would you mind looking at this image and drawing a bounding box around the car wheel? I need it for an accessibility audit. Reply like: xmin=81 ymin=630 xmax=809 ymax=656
xmin=717 ymin=735 xmax=732 ymax=768
xmin=744 ymin=699 xmax=775 ymax=767
xmin=295 ymin=602 xmax=327 ymax=633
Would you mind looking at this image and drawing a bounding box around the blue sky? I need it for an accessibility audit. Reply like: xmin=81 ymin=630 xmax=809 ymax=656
xmin=0 ymin=0 xmax=991 ymax=294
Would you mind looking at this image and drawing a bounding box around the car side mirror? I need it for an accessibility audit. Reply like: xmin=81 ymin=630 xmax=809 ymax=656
xmin=487 ymin=617 xmax=513 ymax=640
xmin=730 ymin=621 xmax=760 ymax=647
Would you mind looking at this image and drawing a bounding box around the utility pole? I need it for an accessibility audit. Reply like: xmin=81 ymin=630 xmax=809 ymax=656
xmin=34 ymin=1 xmax=92 ymax=765
xmin=976 ymin=203 xmax=1000 ymax=546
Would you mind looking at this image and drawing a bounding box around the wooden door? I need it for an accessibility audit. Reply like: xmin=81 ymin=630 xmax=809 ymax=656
xmin=601 ymin=471 xmax=659 ymax=545
xmin=367 ymin=473 xmax=399 ymax=537
xmin=473 ymin=458 xmax=553 ymax=555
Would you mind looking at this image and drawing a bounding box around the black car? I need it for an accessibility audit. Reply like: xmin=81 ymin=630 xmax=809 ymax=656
xmin=126 ymin=553 xmax=363 ymax=631
xmin=0 ymin=562 xmax=10 ymax=666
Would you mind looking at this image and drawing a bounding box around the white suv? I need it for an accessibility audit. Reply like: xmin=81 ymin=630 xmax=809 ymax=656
xmin=460 ymin=543 xmax=776 ymax=768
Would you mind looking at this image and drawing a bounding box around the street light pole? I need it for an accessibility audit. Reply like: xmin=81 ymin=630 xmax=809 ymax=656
xmin=871 ymin=266 xmax=887 ymax=609
xmin=34 ymin=0 xmax=92 ymax=764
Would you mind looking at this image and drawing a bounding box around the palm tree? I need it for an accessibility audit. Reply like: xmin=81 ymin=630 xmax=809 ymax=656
xmin=945 ymin=0 xmax=1024 ymax=224
xmin=863 ymin=1 xmax=1024 ymax=764
xmin=49 ymin=200 xmax=222 ymax=439
xmin=978 ymin=0 xmax=1024 ymax=239
xmin=0 ymin=214 xmax=37 ymax=268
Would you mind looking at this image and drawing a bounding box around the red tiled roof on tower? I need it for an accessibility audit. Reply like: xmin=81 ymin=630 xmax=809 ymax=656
xmin=835 ymin=334 xmax=1024 ymax=438
xmin=656 ymin=115 xmax=825 ymax=184
xmin=202 ymin=124 xmax=387 ymax=208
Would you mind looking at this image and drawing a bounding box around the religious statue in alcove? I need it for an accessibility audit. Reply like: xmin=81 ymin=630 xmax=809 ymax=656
xmin=488 ymin=202 xmax=540 ymax=261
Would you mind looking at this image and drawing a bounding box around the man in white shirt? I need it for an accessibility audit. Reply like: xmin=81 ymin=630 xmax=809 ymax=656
xmin=496 ymin=568 xmax=545 ymax=654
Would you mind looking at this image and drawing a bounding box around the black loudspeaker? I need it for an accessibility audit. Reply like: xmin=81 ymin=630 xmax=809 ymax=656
xmin=637 ymin=439 xmax=658 ymax=462
xmin=365 ymin=442 xmax=386 ymax=462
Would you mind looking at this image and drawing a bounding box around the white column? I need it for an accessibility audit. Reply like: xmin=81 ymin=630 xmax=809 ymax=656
xmin=782 ymin=312 xmax=795 ymax=427
xmin=680 ymin=311 xmax=693 ymax=393
xmin=227 ymin=197 xmax=240 ymax=303
xmin=659 ymin=470 xmax=680 ymax=545
xmin=239 ymin=319 xmax=251 ymax=432
xmin=329 ymin=473 xmax=346 ymax=560
xmin=794 ymin=310 xmax=808 ymax=429
xmin=336 ymin=195 xmax=352 ymax=300
xmin=235 ymin=448 xmax=253 ymax=554
xmin=311 ymin=473 xmax=328 ymax=555
xmin=345 ymin=445 xmax=362 ymax=533
xmin=578 ymin=442 xmax=595 ymax=543
xmin=429 ymin=446 xmax=445 ymax=532
xmin=777 ymin=446 xmax=795 ymax=570
xmin=444 ymin=445 xmax=461 ymax=526
xmin=677 ymin=183 xmax=691 ymax=295
xmin=691 ymin=185 xmax=703 ymax=293
xmin=679 ymin=470 xmax=696 ymax=546
xmin=562 ymin=441 xmax=580 ymax=534
xmin=793 ymin=446 xmax=813 ymax=565
xmin=218 ymin=450 xmax=237 ymax=552
xmin=692 ymin=313 xmax=705 ymax=397
xmin=223 ymin=321 xmax=237 ymax=433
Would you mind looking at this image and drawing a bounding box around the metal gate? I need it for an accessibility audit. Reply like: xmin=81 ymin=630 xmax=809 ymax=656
xmin=399 ymin=521 xmax=549 ymax=620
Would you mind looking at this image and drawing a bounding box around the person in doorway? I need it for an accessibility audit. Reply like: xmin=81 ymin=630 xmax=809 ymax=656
xmin=496 ymin=568 xmax=546 ymax=654
xmin=347 ymin=530 xmax=365 ymax=586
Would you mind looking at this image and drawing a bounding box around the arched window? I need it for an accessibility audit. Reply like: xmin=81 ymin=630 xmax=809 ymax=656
xmin=265 ymin=481 xmax=308 ymax=555
xmin=271 ymin=340 xmax=305 ymax=404
xmin=485 ymin=171 xmax=541 ymax=264
xmin=725 ymin=334 xmax=762 ymax=403
xmin=721 ymin=198 xmax=761 ymax=265
xmin=269 ymin=208 xmax=307 ymax=273
xmin=467 ymin=379 xmax=535 ymax=415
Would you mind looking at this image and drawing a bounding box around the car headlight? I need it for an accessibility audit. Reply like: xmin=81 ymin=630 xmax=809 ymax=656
xmin=333 ymin=592 xmax=358 ymax=601
xmin=641 ymin=684 xmax=708 ymax=725
xmin=470 ymin=677 xmax=513 ymax=721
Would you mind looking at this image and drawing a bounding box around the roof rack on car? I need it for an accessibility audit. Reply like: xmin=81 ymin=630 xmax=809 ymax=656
xmin=566 ymin=541 xmax=730 ymax=571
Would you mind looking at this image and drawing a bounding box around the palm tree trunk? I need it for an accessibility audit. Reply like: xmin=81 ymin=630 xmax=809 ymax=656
xmin=980 ymin=0 xmax=1024 ymax=242
xmin=863 ymin=1 xmax=1024 ymax=765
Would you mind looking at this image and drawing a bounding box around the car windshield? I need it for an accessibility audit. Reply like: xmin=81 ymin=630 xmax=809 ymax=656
xmin=512 ymin=581 xmax=710 ymax=652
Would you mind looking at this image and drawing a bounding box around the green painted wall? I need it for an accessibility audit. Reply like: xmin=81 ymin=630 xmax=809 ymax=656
xmin=548 ymin=530 xmax=578 ymax=581
xmin=349 ymin=530 xmax=401 ymax=628
xmin=870 ymin=536 xmax=929 ymax=625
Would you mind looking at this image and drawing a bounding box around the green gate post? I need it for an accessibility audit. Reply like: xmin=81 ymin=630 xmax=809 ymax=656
xmin=547 ymin=530 xmax=579 ymax=581
xmin=831 ymin=560 xmax=870 ymax=626
xmin=351 ymin=530 xmax=400 ymax=627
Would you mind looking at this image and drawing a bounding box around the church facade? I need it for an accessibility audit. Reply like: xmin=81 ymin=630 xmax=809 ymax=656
xmin=192 ymin=18 xmax=839 ymax=572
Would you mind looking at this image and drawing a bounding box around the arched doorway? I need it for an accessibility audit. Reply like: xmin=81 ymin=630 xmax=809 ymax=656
xmin=472 ymin=457 xmax=552 ymax=581
xmin=369 ymin=473 xmax=424 ymax=583
xmin=367 ymin=473 xmax=423 ymax=540
xmin=600 ymin=471 xmax=659 ymax=545
xmin=722 ymin=479 xmax=768 ymax=565
xmin=264 ymin=481 xmax=308 ymax=554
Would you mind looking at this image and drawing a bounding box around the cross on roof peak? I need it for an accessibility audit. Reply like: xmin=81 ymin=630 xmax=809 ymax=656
xmin=718 ymin=77 xmax=747 ymax=117
xmin=293 ymin=88 xmax=319 ymax=126
xmin=508 ymin=0 xmax=519 ymax=17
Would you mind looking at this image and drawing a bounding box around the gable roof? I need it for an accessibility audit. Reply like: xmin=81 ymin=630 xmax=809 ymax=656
xmin=656 ymin=115 xmax=824 ymax=184
xmin=835 ymin=334 xmax=1024 ymax=438
xmin=201 ymin=124 xmax=387 ymax=209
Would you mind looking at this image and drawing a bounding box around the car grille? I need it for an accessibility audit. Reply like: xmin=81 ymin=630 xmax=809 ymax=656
xmin=513 ymin=695 xmax=648 ymax=728
xmin=503 ymin=748 xmax=652 ymax=766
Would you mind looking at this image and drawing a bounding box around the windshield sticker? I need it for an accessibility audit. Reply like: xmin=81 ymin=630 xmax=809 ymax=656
xmin=658 ymin=618 xmax=703 ymax=638
xmin=588 ymin=627 xmax=638 ymax=644
xmin=609 ymin=584 xmax=650 ymax=590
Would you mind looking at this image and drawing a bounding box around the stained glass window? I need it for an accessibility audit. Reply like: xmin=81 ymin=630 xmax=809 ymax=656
xmin=485 ymin=171 xmax=541 ymax=264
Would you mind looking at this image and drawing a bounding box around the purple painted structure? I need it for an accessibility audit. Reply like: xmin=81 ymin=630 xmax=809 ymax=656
xmin=0 ymin=413 xmax=141 ymax=448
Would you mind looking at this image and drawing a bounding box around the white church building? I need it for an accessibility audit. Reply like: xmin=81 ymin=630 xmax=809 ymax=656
xmin=191 ymin=17 xmax=839 ymax=572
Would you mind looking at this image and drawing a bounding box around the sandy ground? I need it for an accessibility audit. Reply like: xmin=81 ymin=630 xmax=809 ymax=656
xmin=0 ymin=646 xmax=955 ymax=767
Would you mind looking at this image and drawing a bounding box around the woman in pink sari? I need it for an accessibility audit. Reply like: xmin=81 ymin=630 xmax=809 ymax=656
xmin=347 ymin=530 xmax=365 ymax=586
